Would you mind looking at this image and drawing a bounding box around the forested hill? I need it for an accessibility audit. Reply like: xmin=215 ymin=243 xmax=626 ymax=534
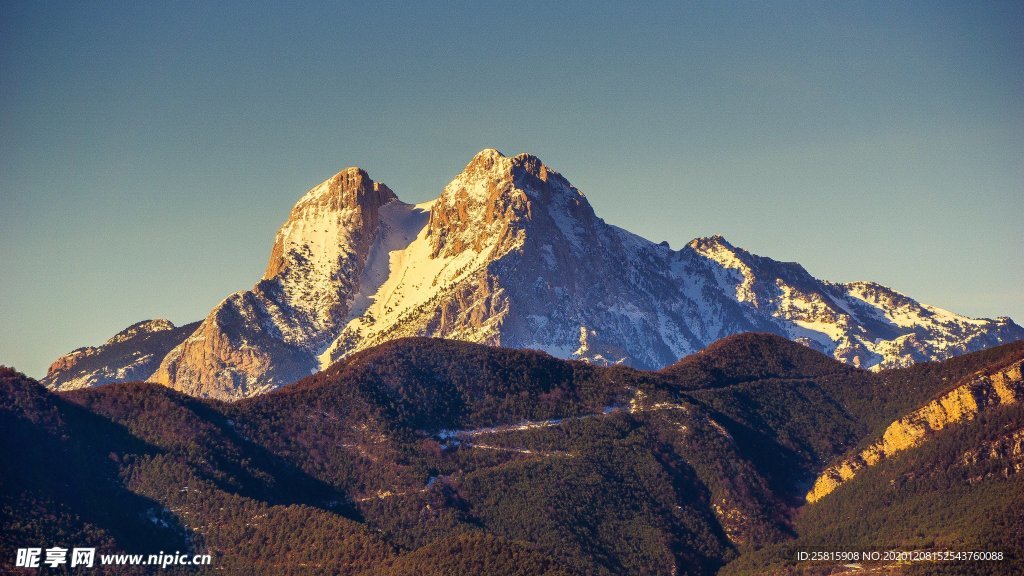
xmin=3 ymin=334 xmax=1023 ymax=575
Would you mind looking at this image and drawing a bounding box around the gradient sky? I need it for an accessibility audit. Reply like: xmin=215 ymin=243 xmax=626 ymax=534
xmin=2 ymin=1 xmax=1022 ymax=378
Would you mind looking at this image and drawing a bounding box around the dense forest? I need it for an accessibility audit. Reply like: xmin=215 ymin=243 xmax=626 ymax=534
xmin=2 ymin=334 xmax=1022 ymax=575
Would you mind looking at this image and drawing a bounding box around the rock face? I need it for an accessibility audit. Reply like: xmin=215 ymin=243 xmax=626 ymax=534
xmin=806 ymin=359 xmax=1024 ymax=502
xmin=960 ymin=427 xmax=1024 ymax=484
xmin=148 ymin=168 xmax=398 ymax=398
xmin=43 ymin=149 xmax=1024 ymax=399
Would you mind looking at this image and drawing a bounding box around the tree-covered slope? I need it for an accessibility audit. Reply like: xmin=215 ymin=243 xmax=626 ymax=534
xmin=2 ymin=335 xmax=1022 ymax=575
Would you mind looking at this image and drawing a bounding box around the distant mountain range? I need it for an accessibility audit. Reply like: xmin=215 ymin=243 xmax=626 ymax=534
xmin=5 ymin=335 xmax=1023 ymax=575
xmin=42 ymin=149 xmax=1024 ymax=399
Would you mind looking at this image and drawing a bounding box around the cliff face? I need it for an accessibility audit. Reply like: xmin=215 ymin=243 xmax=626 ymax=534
xmin=149 ymin=168 xmax=398 ymax=399
xmin=806 ymin=359 xmax=1024 ymax=503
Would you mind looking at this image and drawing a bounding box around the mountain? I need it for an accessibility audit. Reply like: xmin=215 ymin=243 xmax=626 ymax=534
xmin=42 ymin=149 xmax=1024 ymax=399
xmin=5 ymin=336 xmax=1023 ymax=575
xmin=42 ymin=319 xmax=199 ymax=391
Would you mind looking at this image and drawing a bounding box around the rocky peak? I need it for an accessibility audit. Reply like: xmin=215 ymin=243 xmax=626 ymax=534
xmin=105 ymin=319 xmax=176 ymax=346
xmin=686 ymin=236 xmax=763 ymax=278
xmin=147 ymin=165 xmax=406 ymax=398
xmin=461 ymin=148 xmax=554 ymax=183
xmin=687 ymin=235 xmax=740 ymax=257
xmin=464 ymin=147 xmax=506 ymax=172
xmin=295 ymin=167 xmax=396 ymax=213
xmin=264 ymin=167 xmax=396 ymax=280
xmin=842 ymin=281 xmax=915 ymax=309
xmin=427 ymin=149 xmax=595 ymax=258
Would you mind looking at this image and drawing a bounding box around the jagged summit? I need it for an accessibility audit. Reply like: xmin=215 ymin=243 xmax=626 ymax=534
xmin=469 ymin=147 xmax=505 ymax=161
xmin=426 ymin=149 xmax=595 ymax=259
xmin=294 ymin=166 xmax=395 ymax=206
xmin=450 ymin=148 xmax=584 ymax=201
xmin=687 ymin=234 xmax=732 ymax=249
xmin=42 ymin=150 xmax=1024 ymax=399
xmin=106 ymin=319 xmax=176 ymax=345
xmin=264 ymin=167 xmax=396 ymax=280
xmin=463 ymin=147 xmax=546 ymax=169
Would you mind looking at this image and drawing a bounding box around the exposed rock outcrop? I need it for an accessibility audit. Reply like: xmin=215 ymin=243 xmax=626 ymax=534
xmin=806 ymin=359 xmax=1024 ymax=502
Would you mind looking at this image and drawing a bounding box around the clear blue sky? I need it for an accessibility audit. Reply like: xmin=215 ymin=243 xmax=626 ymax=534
xmin=2 ymin=1 xmax=1022 ymax=378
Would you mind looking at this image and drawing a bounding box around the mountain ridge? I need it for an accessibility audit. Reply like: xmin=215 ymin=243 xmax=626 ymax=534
xmin=42 ymin=149 xmax=1024 ymax=399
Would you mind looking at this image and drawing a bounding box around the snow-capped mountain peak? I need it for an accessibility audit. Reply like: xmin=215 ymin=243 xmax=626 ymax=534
xmin=42 ymin=149 xmax=1024 ymax=399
